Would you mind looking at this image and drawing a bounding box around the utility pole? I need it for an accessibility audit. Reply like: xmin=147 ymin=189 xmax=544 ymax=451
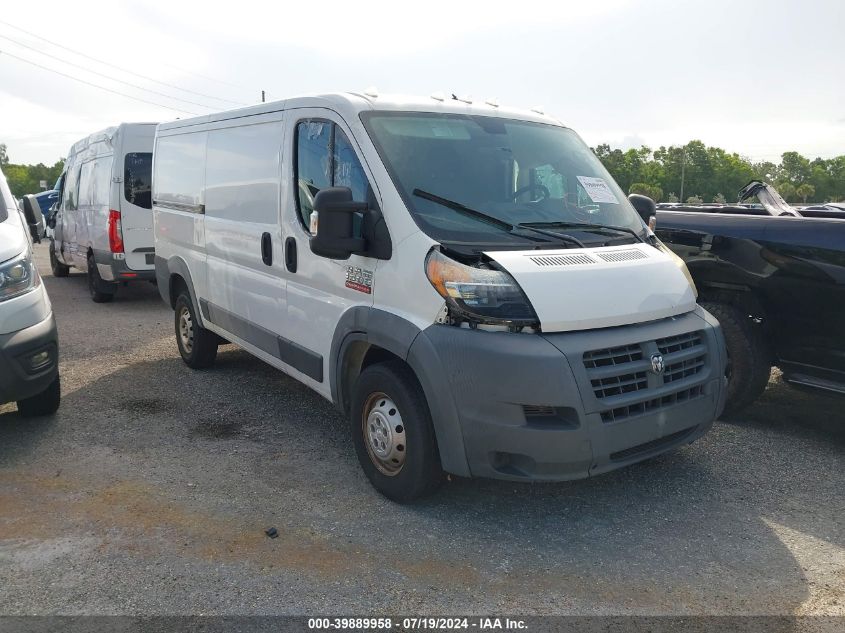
xmin=261 ymin=90 xmax=265 ymax=103
xmin=679 ymin=146 xmax=686 ymax=202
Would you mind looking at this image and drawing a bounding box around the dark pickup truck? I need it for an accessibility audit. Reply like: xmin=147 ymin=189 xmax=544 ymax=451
xmin=630 ymin=182 xmax=845 ymax=413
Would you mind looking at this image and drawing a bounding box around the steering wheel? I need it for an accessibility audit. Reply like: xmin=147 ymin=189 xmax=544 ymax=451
xmin=511 ymin=183 xmax=550 ymax=202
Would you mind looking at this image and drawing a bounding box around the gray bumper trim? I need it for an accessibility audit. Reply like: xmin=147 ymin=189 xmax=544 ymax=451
xmin=92 ymin=249 xmax=155 ymax=282
xmin=0 ymin=312 xmax=59 ymax=405
xmin=410 ymin=307 xmax=725 ymax=481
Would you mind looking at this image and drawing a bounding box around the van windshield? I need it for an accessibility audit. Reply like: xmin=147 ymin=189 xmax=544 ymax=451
xmin=362 ymin=112 xmax=645 ymax=247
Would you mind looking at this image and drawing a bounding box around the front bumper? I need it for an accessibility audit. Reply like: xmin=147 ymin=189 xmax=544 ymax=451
xmin=0 ymin=312 xmax=59 ymax=406
xmin=411 ymin=306 xmax=726 ymax=481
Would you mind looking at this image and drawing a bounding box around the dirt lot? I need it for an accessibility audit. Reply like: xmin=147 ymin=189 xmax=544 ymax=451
xmin=1 ymin=243 xmax=843 ymax=616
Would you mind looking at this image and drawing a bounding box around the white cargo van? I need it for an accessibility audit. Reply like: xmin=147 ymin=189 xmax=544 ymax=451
xmin=154 ymin=93 xmax=727 ymax=501
xmin=50 ymin=123 xmax=157 ymax=302
xmin=0 ymin=170 xmax=60 ymax=417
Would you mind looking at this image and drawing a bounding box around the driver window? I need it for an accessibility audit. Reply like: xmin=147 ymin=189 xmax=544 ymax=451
xmin=295 ymin=119 xmax=370 ymax=230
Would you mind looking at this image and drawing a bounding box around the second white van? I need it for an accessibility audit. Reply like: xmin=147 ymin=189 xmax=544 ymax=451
xmin=50 ymin=123 xmax=157 ymax=302
xmin=154 ymin=93 xmax=727 ymax=501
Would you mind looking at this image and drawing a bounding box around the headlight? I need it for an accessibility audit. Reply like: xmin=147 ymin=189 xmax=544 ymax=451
xmin=0 ymin=252 xmax=40 ymax=302
xmin=425 ymin=250 xmax=538 ymax=326
xmin=655 ymin=239 xmax=698 ymax=298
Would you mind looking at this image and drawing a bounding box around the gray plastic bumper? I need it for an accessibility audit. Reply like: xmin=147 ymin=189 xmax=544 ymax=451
xmin=409 ymin=306 xmax=726 ymax=481
xmin=0 ymin=312 xmax=59 ymax=405
xmin=93 ymin=249 xmax=155 ymax=282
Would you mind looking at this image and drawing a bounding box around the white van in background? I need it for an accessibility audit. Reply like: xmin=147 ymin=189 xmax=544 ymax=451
xmin=0 ymin=170 xmax=60 ymax=417
xmin=154 ymin=93 xmax=726 ymax=501
xmin=49 ymin=123 xmax=157 ymax=302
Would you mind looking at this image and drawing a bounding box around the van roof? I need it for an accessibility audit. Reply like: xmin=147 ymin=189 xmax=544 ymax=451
xmin=157 ymin=92 xmax=567 ymax=132
xmin=67 ymin=122 xmax=158 ymax=158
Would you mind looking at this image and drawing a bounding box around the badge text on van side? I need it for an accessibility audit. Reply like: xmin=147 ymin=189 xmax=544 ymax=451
xmin=345 ymin=266 xmax=373 ymax=294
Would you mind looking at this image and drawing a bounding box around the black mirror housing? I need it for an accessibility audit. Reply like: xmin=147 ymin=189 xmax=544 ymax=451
xmin=309 ymin=187 xmax=367 ymax=260
xmin=21 ymin=195 xmax=44 ymax=243
xmin=628 ymin=193 xmax=657 ymax=227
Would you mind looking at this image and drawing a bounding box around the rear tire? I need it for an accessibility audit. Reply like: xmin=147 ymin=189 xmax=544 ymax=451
xmin=87 ymin=253 xmax=115 ymax=303
xmin=351 ymin=360 xmax=443 ymax=502
xmin=49 ymin=241 xmax=69 ymax=277
xmin=17 ymin=374 xmax=61 ymax=418
xmin=174 ymin=291 xmax=218 ymax=369
xmin=702 ymin=301 xmax=771 ymax=415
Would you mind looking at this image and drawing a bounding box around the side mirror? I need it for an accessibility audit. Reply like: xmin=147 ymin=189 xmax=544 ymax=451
xmin=309 ymin=187 xmax=367 ymax=259
xmin=628 ymin=194 xmax=657 ymax=231
xmin=21 ymin=195 xmax=44 ymax=243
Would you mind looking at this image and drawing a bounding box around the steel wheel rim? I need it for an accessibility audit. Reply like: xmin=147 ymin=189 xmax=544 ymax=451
xmin=362 ymin=392 xmax=406 ymax=476
xmin=178 ymin=306 xmax=194 ymax=353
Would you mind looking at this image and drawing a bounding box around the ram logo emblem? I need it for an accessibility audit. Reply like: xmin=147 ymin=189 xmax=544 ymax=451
xmin=650 ymin=353 xmax=666 ymax=375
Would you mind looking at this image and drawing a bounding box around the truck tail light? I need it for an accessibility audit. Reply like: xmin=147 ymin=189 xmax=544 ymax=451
xmin=108 ymin=209 xmax=124 ymax=253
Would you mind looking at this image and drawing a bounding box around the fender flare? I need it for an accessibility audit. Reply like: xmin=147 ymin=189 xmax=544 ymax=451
xmin=330 ymin=307 xmax=471 ymax=477
xmin=155 ymin=255 xmax=205 ymax=327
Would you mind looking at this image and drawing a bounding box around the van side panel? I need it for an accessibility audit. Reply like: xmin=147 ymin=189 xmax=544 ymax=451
xmin=152 ymin=130 xmax=208 ymax=306
xmin=204 ymin=119 xmax=286 ymax=339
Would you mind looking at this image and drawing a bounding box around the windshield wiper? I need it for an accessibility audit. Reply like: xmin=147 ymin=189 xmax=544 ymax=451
xmin=412 ymin=189 xmax=584 ymax=247
xmin=413 ymin=189 xmax=514 ymax=231
xmin=519 ymin=221 xmax=645 ymax=243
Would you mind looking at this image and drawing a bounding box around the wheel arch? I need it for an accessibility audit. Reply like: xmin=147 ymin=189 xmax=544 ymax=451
xmin=331 ymin=307 xmax=471 ymax=477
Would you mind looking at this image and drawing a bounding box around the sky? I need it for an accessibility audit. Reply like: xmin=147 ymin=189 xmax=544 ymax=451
xmin=0 ymin=0 xmax=843 ymax=166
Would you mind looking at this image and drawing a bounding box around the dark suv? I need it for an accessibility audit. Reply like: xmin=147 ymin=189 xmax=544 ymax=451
xmin=642 ymin=182 xmax=845 ymax=413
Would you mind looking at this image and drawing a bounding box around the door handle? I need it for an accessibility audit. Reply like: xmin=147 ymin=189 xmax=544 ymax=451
xmin=261 ymin=232 xmax=272 ymax=266
xmin=285 ymin=237 xmax=297 ymax=273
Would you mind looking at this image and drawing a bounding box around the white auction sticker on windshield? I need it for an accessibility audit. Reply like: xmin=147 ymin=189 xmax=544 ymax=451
xmin=577 ymin=176 xmax=619 ymax=204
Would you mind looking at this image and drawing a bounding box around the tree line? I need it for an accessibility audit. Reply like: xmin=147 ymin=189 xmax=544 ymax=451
xmin=593 ymin=141 xmax=845 ymax=204
xmin=1 ymin=144 xmax=64 ymax=199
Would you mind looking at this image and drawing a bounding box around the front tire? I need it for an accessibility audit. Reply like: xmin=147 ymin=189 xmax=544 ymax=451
xmin=702 ymin=301 xmax=771 ymax=415
xmin=351 ymin=361 xmax=443 ymax=502
xmin=49 ymin=241 xmax=69 ymax=277
xmin=87 ymin=253 xmax=115 ymax=303
xmin=174 ymin=292 xmax=218 ymax=369
xmin=17 ymin=374 xmax=61 ymax=418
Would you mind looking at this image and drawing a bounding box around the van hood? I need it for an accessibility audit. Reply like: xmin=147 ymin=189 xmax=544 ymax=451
xmin=485 ymin=243 xmax=696 ymax=332
xmin=0 ymin=216 xmax=27 ymax=264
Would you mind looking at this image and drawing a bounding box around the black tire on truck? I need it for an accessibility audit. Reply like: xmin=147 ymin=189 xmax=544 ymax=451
xmin=174 ymin=291 xmax=218 ymax=369
xmin=17 ymin=374 xmax=61 ymax=418
xmin=701 ymin=301 xmax=771 ymax=415
xmin=351 ymin=360 xmax=443 ymax=502
xmin=86 ymin=253 xmax=115 ymax=303
xmin=49 ymin=241 xmax=69 ymax=277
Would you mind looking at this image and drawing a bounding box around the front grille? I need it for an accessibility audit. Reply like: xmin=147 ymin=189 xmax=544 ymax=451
xmin=600 ymin=385 xmax=704 ymax=423
xmin=591 ymin=371 xmax=648 ymax=399
xmin=583 ymin=344 xmax=643 ymax=368
xmin=583 ymin=329 xmax=709 ymax=423
xmin=657 ymin=331 xmax=702 ymax=354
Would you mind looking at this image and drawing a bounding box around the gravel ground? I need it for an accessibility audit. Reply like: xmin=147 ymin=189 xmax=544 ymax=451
xmin=0 ymin=243 xmax=843 ymax=616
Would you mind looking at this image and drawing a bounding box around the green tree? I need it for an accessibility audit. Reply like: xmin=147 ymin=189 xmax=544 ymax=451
xmin=776 ymin=181 xmax=797 ymax=202
xmin=629 ymin=182 xmax=663 ymax=202
xmin=666 ymin=192 xmax=679 ymax=203
xmin=780 ymin=151 xmax=811 ymax=185
xmin=686 ymin=195 xmax=703 ymax=204
xmin=795 ymin=183 xmax=815 ymax=203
